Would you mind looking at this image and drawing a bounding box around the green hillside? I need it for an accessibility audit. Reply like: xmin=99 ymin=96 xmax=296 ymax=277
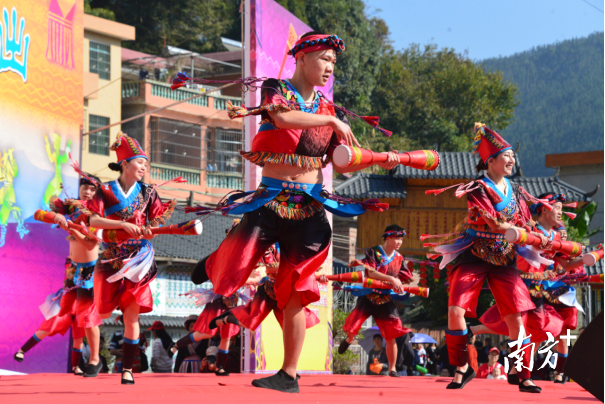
xmin=482 ymin=32 xmax=604 ymax=177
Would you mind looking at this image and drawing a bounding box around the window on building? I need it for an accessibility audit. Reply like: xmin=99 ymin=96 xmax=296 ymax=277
xmin=206 ymin=128 xmax=243 ymax=173
xmin=150 ymin=117 xmax=202 ymax=169
xmin=89 ymin=41 xmax=110 ymax=80
xmin=88 ymin=114 xmax=110 ymax=156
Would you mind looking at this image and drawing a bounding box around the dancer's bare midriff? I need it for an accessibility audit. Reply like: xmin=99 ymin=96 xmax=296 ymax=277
xmin=262 ymin=162 xmax=323 ymax=184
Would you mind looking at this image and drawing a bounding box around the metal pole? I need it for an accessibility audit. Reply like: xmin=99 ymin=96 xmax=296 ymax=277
xmin=81 ymin=83 xmax=235 ymax=137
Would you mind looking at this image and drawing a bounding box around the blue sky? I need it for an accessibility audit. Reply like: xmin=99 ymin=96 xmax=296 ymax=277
xmin=364 ymin=0 xmax=604 ymax=60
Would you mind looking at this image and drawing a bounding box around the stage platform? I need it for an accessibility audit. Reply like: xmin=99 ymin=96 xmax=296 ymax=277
xmin=0 ymin=373 xmax=598 ymax=403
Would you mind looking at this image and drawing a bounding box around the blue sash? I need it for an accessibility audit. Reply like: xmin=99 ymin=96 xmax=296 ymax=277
xmin=224 ymin=176 xmax=367 ymax=218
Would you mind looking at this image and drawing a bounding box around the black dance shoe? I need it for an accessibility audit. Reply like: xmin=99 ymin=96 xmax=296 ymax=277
xmin=519 ymin=378 xmax=541 ymax=393
xmin=215 ymin=368 xmax=230 ymax=376
xmin=554 ymin=373 xmax=569 ymax=384
xmin=83 ymin=361 xmax=103 ymax=378
xmin=389 ymin=371 xmax=400 ymax=377
xmin=252 ymin=369 xmax=300 ymax=393
xmin=446 ymin=367 xmax=476 ymax=389
xmin=209 ymin=312 xmax=231 ymax=330
xmin=14 ymin=352 xmax=24 ymax=363
xmin=337 ymin=339 xmax=350 ymax=355
xmin=73 ymin=367 xmax=84 ymax=376
xmin=121 ymin=369 xmax=135 ymax=385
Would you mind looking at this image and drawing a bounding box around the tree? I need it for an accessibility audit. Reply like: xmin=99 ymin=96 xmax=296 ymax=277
xmin=89 ymin=0 xmax=240 ymax=55
xmin=85 ymin=0 xmax=115 ymax=20
xmin=368 ymin=45 xmax=518 ymax=153
xmin=332 ymin=308 xmax=363 ymax=374
xmin=562 ymin=201 xmax=600 ymax=244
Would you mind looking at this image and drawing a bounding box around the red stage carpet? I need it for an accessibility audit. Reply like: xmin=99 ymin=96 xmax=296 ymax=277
xmin=0 ymin=373 xmax=598 ymax=403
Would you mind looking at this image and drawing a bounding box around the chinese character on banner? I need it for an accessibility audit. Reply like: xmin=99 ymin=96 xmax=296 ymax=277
xmin=505 ymin=326 xmax=534 ymax=374
xmin=537 ymin=332 xmax=559 ymax=370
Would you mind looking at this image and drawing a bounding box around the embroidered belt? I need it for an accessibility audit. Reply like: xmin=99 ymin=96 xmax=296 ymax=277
xmin=465 ymin=229 xmax=504 ymax=240
xmin=221 ymin=176 xmax=369 ymax=218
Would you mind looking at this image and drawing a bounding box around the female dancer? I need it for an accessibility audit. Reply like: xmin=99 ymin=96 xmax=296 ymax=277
xmin=15 ymin=176 xmax=103 ymax=376
xmin=427 ymin=123 xmax=548 ymax=393
xmin=185 ymin=31 xmax=399 ymax=393
xmin=471 ymin=193 xmax=586 ymax=384
xmin=76 ymin=132 xmax=176 ymax=384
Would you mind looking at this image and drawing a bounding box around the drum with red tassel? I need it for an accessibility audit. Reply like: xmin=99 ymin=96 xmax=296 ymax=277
xmin=504 ymin=228 xmax=584 ymax=257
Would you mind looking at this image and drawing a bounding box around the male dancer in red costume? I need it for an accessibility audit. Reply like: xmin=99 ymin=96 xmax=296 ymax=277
xmin=427 ymin=123 xmax=549 ymax=393
xmin=189 ymin=32 xmax=399 ymax=392
xmin=471 ymin=193 xmax=586 ymax=384
xmin=14 ymin=176 xmax=103 ymax=376
xmin=336 ymin=224 xmax=412 ymax=377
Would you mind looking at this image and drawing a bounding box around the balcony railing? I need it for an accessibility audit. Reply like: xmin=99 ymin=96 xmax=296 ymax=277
xmin=121 ymin=80 xmax=242 ymax=111
xmin=151 ymin=81 xmax=209 ymax=107
xmin=151 ymin=165 xmax=200 ymax=186
xmin=214 ymin=97 xmax=242 ymax=110
xmin=122 ymin=81 xmax=140 ymax=98
xmin=206 ymin=172 xmax=242 ymax=189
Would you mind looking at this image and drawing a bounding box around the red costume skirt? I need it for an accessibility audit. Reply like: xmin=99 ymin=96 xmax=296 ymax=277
xmin=552 ymin=304 xmax=578 ymax=331
xmin=39 ymin=290 xmax=85 ymax=339
xmin=231 ymin=283 xmax=319 ymax=331
xmin=343 ymin=296 xmax=410 ymax=341
xmin=93 ymin=261 xmax=157 ymax=315
xmin=59 ymin=263 xmax=102 ymax=329
xmin=206 ymin=207 xmax=331 ymax=309
xmin=449 ymin=262 xmax=535 ymax=318
xmin=479 ymin=298 xmax=565 ymax=341
xmin=192 ymin=297 xmax=240 ymax=339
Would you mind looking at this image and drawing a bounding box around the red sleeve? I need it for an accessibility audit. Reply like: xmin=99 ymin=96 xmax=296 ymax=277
xmin=466 ymin=186 xmax=501 ymax=224
xmin=146 ymin=189 xmax=176 ymax=227
xmin=516 ymin=193 xmax=532 ymax=226
xmin=397 ymin=257 xmax=414 ymax=284
xmin=363 ymin=248 xmax=378 ymax=277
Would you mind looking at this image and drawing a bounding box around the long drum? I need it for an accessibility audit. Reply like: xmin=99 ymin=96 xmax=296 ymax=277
xmin=102 ymin=220 xmax=203 ymax=243
xmin=583 ymin=248 xmax=604 ymax=266
xmin=504 ymin=228 xmax=583 ymax=257
xmin=332 ymin=145 xmax=440 ymax=171
xmin=317 ymin=271 xmax=365 ymax=283
xmin=362 ymin=279 xmax=430 ymax=298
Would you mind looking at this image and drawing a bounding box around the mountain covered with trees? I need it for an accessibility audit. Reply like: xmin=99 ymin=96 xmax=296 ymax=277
xmin=482 ymin=32 xmax=604 ymax=176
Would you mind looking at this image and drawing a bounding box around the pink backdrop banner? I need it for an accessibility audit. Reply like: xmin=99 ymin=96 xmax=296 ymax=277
xmin=0 ymin=224 xmax=71 ymax=373
xmin=245 ymin=0 xmax=334 ymax=191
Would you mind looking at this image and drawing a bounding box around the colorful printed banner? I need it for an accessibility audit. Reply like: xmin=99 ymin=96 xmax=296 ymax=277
xmin=0 ymin=0 xmax=83 ymax=373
